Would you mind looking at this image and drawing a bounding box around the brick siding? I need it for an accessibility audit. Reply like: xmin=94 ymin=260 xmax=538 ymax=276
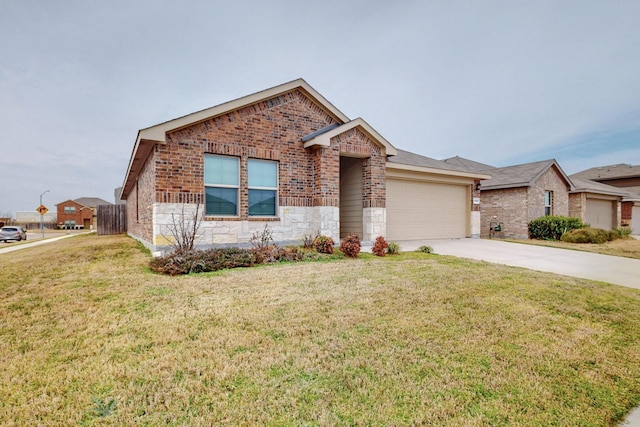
xmin=481 ymin=166 xmax=570 ymax=238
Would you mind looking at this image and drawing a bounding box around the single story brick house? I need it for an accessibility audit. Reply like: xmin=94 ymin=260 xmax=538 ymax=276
xmin=444 ymin=157 xmax=628 ymax=238
xmin=56 ymin=197 xmax=112 ymax=230
xmin=571 ymin=164 xmax=640 ymax=232
xmin=120 ymin=79 xmax=489 ymax=253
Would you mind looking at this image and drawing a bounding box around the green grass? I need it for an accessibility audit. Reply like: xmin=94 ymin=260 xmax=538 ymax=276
xmin=1 ymin=235 xmax=639 ymax=426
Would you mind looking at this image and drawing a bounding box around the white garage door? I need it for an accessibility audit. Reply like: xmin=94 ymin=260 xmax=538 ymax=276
xmin=586 ymin=198 xmax=613 ymax=229
xmin=387 ymin=178 xmax=468 ymax=240
xmin=632 ymin=205 xmax=640 ymax=234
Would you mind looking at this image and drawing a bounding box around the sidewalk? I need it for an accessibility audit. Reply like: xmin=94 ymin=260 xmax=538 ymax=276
xmin=0 ymin=231 xmax=94 ymax=255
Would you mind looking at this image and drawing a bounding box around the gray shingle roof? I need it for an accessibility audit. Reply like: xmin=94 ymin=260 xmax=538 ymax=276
xmin=74 ymin=197 xmax=112 ymax=208
xmin=442 ymin=156 xmax=496 ymax=173
xmin=479 ymin=159 xmax=571 ymax=190
xmin=387 ymin=149 xmax=475 ymax=173
xmin=571 ymin=163 xmax=640 ymax=180
xmin=570 ymin=178 xmax=632 ymax=197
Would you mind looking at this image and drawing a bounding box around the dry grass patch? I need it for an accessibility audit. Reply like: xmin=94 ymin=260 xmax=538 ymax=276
xmin=508 ymin=237 xmax=640 ymax=259
xmin=1 ymin=235 xmax=639 ymax=426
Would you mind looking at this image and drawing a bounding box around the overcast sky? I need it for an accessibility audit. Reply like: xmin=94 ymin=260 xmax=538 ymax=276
xmin=1 ymin=0 xmax=639 ymax=216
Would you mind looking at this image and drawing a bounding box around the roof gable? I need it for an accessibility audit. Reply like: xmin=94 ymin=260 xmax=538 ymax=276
xmin=303 ymin=118 xmax=397 ymax=156
xmin=480 ymin=159 xmax=572 ymax=190
xmin=121 ymin=79 xmax=352 ymax=199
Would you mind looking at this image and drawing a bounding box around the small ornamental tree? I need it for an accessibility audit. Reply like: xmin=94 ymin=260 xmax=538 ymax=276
xmin=340 ymin=233 xmax=361 ymax=258
xmin=372 ymin=236 xmax=389 ymax=257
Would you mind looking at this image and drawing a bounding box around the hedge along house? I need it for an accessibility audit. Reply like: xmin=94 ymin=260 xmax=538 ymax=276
xmin=120 ymin=79 xmax=488 ymax=253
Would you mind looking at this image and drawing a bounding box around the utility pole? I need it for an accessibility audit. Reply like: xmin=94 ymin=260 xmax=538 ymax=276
xmin=39 ymin=190 xmax=50 ymax=239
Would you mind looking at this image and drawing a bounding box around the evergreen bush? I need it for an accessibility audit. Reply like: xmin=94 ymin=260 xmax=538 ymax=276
xmin=528 ymin=216 xmax=586 ymax=240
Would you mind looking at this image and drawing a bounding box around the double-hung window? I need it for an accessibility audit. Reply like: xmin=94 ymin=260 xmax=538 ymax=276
xmin=64 ymin=206 xmax=76 ymax=213
xmin=205 ymin=155 xmax=239 ymax=216
xmin=544 ymin=191 xmax=553 ymax=216
xmin=248 ymin=159 xmax=278 ymax=216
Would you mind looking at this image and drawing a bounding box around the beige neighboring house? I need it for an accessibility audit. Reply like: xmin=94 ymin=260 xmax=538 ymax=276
xmin=119 ymin=78 xmax=489 ymax=253
xmin=571 ymin=164 xmax=640 ymax=232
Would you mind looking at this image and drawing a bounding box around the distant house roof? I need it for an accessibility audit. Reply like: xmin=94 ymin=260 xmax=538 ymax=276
xmin=442 ymin=156 xmax=496 ymax=173
xmin=387 ymin=149 xmax=491 ymax=179
xmin=478 ymin=159 xmax=572 ymax=191
xmin=74 ymin=197 xmax=112 ymax=208
xmin=571 ymin=163 xmax=640 ymax=181
xmin=569 ymin=178 xmax=632 ymax=198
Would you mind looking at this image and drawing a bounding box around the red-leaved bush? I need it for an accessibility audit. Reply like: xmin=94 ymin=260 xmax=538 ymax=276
xmin=372 ymin=236 xmax=389 ymax=257
xmin=340 ymin=233 xmax=361 ymax=258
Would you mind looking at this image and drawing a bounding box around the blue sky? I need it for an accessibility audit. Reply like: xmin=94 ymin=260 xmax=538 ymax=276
xmin=1 ymin=0 xmax=639 ymax=215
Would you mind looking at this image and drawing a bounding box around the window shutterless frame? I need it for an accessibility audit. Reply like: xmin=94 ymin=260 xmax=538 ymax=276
xmin=248 ymin=159 xmax=278 ymax=216
xmin=544 ymin=191 xmax=553 ymax=216
xmin=204 ymin=155 xmax=240 ymax=216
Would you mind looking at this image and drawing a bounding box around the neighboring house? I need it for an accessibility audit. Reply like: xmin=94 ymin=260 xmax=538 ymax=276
xmin=120 ymin=79 xmax=489 ymax=253
xmin=444 ymin=158 xmax=573 ymax=238
xmin=571 ymin=164 xmax=640 ymax=232
xmin=444 ymin=157 xmax=628 ymax=237
xmin=568 ymin=179 xmax=629 ymax=230
xmin=56 ymin=197 xmax=112 ymax=229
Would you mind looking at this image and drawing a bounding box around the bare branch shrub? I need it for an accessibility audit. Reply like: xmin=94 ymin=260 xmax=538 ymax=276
xmin=164 ymin=202 xmax=203 ymax=253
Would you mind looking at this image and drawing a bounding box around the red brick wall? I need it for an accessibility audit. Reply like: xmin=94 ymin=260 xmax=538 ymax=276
xmin=480 ymin=166 xmax=570 ymax=238
xmin=126 ymin=150 xmax=155 ymax=242
xmin=145 ymin=89 xmax=388 ymax=221
xmin=481 ymin=187 xmax=529 ymax=238
xmin=56 ymin=200 xmax=93 ymax=228
xmin=155 ymin=90 xmax=340 ymax=218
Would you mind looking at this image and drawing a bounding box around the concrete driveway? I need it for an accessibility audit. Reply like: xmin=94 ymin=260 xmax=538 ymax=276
xmin=393 ymin=238 xmax=640 ymax=290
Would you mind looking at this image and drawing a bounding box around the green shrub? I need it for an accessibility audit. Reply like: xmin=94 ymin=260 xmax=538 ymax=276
xmin=560 ymin=227 xmax=610 ymax=244
xmin=313 ymin=235 xmax=335 ymax=254
xmin=387 ymin=242 xmax=400 ymax=255
xmin=528 ymin=216 xmax=586 ymax=240
xmin=613 ymin=227 xmax=632 ymax=239
xmin=372 ymin=236 xmax=389 ymax=257
xmin=417 ymin=245 xmax=433 ymax=254
xmin=340 ymin=233 xmax=361 ymax=258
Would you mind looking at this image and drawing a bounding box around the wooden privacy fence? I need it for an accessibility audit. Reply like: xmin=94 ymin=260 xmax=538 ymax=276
xmin=97 ymin=204 xmax=127 ymax=235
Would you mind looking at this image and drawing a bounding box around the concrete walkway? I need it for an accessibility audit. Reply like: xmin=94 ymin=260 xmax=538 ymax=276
xmin=392 ymin=238 xmax=640 ymax=290
xmin=0 ymin=231 xmax=93 ymax=255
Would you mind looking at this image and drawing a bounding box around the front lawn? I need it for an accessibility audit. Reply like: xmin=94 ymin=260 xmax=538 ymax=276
xmin=1 ymin=235 xmax=639 ymax=426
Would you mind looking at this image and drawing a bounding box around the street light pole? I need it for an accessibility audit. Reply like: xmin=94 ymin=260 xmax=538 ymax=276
xmin=40 ymin=190 xmax=49 ymax=239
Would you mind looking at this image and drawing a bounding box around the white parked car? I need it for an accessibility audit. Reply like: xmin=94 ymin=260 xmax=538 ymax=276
xmin=0 ymin=226 xmax=27 ymax=242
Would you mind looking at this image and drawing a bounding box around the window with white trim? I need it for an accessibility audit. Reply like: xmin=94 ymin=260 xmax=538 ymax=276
xmin=544 ymin=191 xmax=553 ymax=216
xmin=204 ymin=155 xmax=239 ymax=216
xmin=248 ymin=159 xmax=278 ymax=216
xmin=64 ymin=206 xmax=76 ymax=213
